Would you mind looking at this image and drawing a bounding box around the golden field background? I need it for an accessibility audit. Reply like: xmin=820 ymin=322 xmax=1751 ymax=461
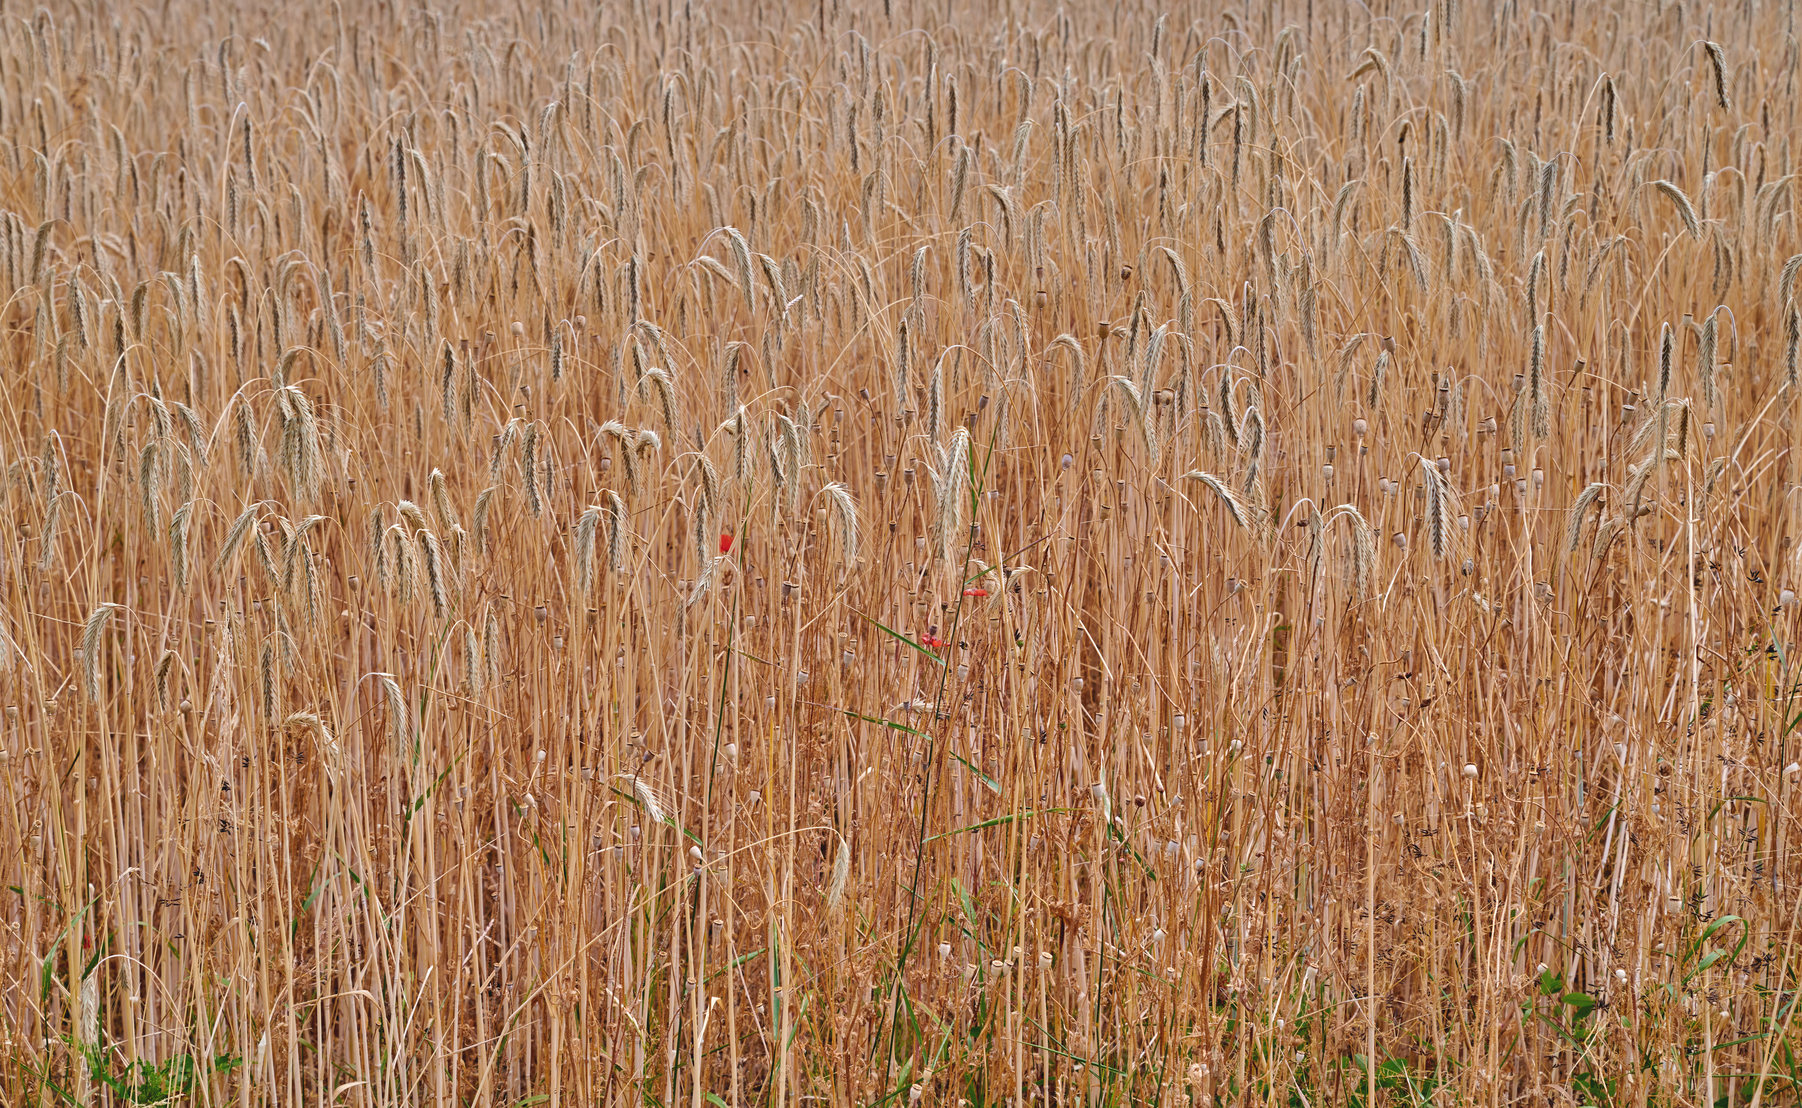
xmin=0 ymin=0 xmax=1800 ymax=1103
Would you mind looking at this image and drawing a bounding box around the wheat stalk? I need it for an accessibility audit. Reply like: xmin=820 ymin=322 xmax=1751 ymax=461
xmin=170 ymin=501 xmax=193 ymax=593
xmin=1787 ymin=302 xmax=1800 ymax=390
xmin=1182 ymin=470 xmax=1251 ymax=529
xmin=821 ymin=482 xmax=860 ymax=569
xmin=825 ymin=834 xmax=852 ymax=916
xmin=1704 ymin=41 xmax=1731 ymax=108
xmin=930 ymin=426 xmax=971 ymax=561
xmin=1417 ymin=456 xmax=1458 ymax=558
xmin=79 ymin=603 xmax=121 ymax=702
xmin=1566 ymin=482 xmax=1606 ymax=552
xmin=430 ymin=468 xmax=461 ymax=531
xmin=1699 ymin=309 xmax=1719 ymax=411
xmin=1651 ymin=179 xmax=1701 ymax=239
xmin=381 ymin=675 xmax=410 ymax=750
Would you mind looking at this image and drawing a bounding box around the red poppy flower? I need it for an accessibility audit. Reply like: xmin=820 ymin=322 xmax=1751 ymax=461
xmin=963 ymin=587 xmax=989 ymax=597
xmin=922 ymin=634 xmax=946 ymax=651
xmin=719 ymin=533 xmax=734 ymax=554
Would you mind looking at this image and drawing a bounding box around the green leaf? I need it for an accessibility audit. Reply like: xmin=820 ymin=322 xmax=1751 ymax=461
xmin=949 ymin=752 xmax=1000 ymax=795
xmin=38 ymin=893 xmax=100 ymax=1002
xmin=843 ymin=709 xmax=925 ymax=738
xmin=925 ymin=807 xmax=1070 ymax=844
xmin=298 ymin=865 xmax=329 ymax=914
xmin=1534 ymin=1011 xmax=1585 ymax=1044
xmin=1709 ymin=798 xmax=1767 ymax=822
xmin=1701 ymin=913 xmax=1744 ymax=945
xmin=1104 ymin=819 xmax=1158 ymax=880
xmin=704 ymin=948 xmax=765 ymax=985
xmin=1714 ymin=1031 xmax=1771 ymax=1050
xmin=855 ymin=610 xmax=944 ymax=666
xmin=405 ymin=753 xmax=466 ymax=821
xmin=1686 ymin=915 xmax=1748 ymax=983
xmin=950 ymin=879 xmax=981 ymax=937
xmin=1584 ymin=805 xmax=1619 ymax=844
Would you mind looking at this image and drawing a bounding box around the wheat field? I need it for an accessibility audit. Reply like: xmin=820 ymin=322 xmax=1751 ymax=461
xmin=2 ymin=0 xmax=1802 ymax=1103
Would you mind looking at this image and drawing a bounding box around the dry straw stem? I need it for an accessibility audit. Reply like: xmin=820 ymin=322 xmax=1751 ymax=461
xmin=5 ymin=4 xmax=1802 ymax=1105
